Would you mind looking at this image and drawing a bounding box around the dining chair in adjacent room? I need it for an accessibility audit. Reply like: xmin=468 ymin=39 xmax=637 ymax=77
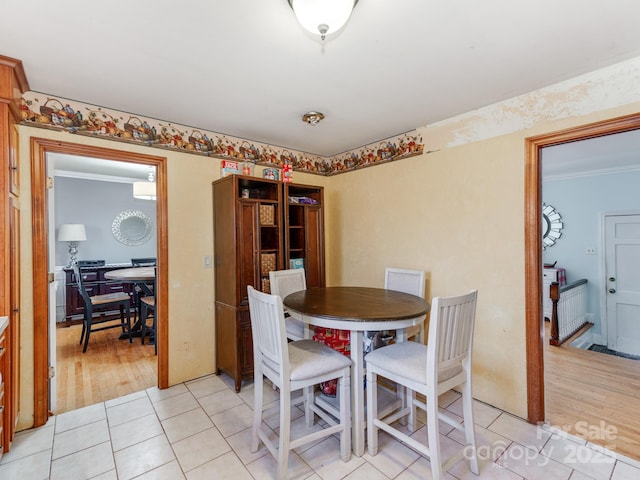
xmin=130 ymin=257 xmax=157 ymax=267
xmin=131 ymin=257 xmax=156 ymax=323
xmin=269 ymin=268 xmax=307 ymax=341
xmin=139 ymin=267 xmax=157 ymax=355
xmin=365 ymin=290 xmax=479 ymax=480
xmin=73 ymin=265 xmax=132 ymax=353
xmin=247 ymin=286 xmax=352 ymax=480
xmin=385 ymin=267 xmax=426 ymax=343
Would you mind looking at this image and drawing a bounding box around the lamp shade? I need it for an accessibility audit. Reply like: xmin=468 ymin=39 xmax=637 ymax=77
xmin=133 ymin=181 xmax=156 ymax=200
xmin=289 ymin=0 xmax=357 ymax=38
xmin=57 ymin=223 xmax=87 ymax=242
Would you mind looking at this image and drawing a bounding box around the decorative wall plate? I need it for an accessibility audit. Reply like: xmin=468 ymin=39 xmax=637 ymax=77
xmin=112 ymin=210 xmax=153 ymax=246
xmin=542 ymin=203 xmax=563 ymax=249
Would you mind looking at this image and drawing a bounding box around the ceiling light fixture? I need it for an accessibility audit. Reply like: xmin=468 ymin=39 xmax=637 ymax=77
xmin=133 ymin=167 xmax=156 ymax=200
xmin=288 ymin=0 xmax=359 ymax=40
xmin=302 ymin=111 xmax=325 ymax=125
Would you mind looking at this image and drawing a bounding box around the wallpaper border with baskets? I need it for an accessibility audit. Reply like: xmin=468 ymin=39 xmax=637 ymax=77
xmin=19 ymin=92 xmax=425 ymax=176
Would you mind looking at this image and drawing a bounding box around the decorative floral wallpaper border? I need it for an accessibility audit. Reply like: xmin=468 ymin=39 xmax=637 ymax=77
xmin=19 ymin=92 xmax=425 ymax=176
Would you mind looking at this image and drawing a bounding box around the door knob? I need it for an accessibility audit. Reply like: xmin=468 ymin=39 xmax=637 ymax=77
xmin=609 ymin=289 xmax=616 ymax=294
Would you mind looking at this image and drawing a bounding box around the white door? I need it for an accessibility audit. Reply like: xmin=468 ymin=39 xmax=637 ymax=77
xmin=605 ymin=213 xmax=640 ymax=355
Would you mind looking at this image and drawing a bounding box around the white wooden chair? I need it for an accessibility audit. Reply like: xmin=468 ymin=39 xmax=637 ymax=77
xmin=365 ymin=290 xmax=479 ymax=480
xmin=269 ymin=268 xmax=307 ymax=341
xmin=385 ymin=267 xmax=426 ymax=343
xmin=247 ymin=286 xmax=352 ymax=480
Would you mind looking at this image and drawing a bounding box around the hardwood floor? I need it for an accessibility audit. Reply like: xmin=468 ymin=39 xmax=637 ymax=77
xmin=55 ymin=323 xmax=157 ymax=414
xmin=544 ymin=321 xmax=640 ymax=459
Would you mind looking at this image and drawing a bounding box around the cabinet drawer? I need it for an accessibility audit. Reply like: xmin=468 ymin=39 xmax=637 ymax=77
xmin=78 ymin=271 xmax=99 ymax=283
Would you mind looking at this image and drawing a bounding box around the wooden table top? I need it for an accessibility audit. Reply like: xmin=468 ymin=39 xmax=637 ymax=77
xmin=103 ymin=266 xmax=155 ymax=282
xmin=283 ymin=286 xmax=429 ymax=323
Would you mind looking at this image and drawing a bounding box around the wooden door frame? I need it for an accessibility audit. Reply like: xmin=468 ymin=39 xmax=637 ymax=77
xmin=525 ymin=112 xmax=640 ymax=423
xmin=31 ymin=138 xmax=169 ymax=426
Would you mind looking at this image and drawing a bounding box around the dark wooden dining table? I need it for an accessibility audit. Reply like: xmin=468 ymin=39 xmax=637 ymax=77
xmin=284 ymin=286 xmax=429 ymax=456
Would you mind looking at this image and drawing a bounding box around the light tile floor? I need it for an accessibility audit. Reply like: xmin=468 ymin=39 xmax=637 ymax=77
xmin=2 ymin=373 xmax=639 ymax=480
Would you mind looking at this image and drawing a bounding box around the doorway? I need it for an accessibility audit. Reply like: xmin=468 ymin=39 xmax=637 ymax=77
xmin=48 ymin=153 xmax=159 ymax=413
xmin=604 ymin=213 xmax=640 ymax=356
xmin=525 ymin=112 xmax=640 ymax=423
xmin=31 ymin=138 xmax=169 ymax=427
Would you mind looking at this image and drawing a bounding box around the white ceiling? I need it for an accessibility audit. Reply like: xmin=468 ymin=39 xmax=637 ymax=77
xmin=4 ymin=1 xmax=640 ymax=180
xmin=3 ymin=0 xmax=640 ymax=159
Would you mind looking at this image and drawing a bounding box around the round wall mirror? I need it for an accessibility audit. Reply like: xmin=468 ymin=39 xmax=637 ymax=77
xmin=542 ymin=203 xmax=563 ymax=249
xmin=112 ymin=210 xmax=153 ymax=246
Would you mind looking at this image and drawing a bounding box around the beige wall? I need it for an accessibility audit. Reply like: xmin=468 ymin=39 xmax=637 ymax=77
xmin=324 ymin=138 xmax=528 ymax=415
xmin=16 ymin=57 xmax=640 ymax=428
xmin=323 ymin=59 xmax=640 ymax=415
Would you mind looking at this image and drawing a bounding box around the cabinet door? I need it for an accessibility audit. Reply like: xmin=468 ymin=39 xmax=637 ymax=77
xmin=239 ymin=308 xmax=254 ymax=377
xmin=238 ymin=201 xmax=259 ymax=305
xmin=0 ymin=331 xmax=6 ymax=456
xmin=8 ymin=122 xmax=19 ymax=197
xmin=304 ymin=205 xmax=325 ymax=288
xmin=8 ymin=198 xmax=20 ymax=444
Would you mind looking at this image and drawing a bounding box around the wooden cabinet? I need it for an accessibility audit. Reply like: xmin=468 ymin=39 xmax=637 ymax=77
xmin=0 ymin=319 xmax=7 ymax=460
xmin=0 ymin=55 xmax=27 ymax=455
xmin=64 ymin=266 xmax=135 ymax=323
xmin=213 ymin=175 xmax=284 ymax=391
xmin=284 ymin=183 xmax=325 ymax=288
xmin=213 ymin=176 xmax=326 ymax=391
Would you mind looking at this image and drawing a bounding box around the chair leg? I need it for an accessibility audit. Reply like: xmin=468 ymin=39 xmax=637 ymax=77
xmin=461 ymin=379 xmax=479 ymax=474
xmin=140 ymin=303 xmax=148 ymax=345
xmin=82 ymin=306 xmax=93 ymax=353
xmin=426 ymin=386 xmax=444 ymax=480
xmin=120 ymin=304 xmax=133 ymax=343
xmin=339 ymin=370 xmax=351 ymax=462
xmin=407 ymin=388 xmax=417 ymax=433
xmin=277 ymin=380 xmax=292 ymax=480
xmin=125 ymin=303 xmax=132 ymax=343
xmin=366 ymin=368 xmax=378 ymax=456
xmin=251 ymin=368 xmax=264 ymax=453
xmin=304 ymin=385 xmax=314 ymax=427
xmin=79 ymin=320 xmax=86 ymax=346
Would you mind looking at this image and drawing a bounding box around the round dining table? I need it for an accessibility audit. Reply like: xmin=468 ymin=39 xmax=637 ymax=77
xmin=284 ymin=286 xmax=429 ymax=456
xmin=104 ymin=266 xmax=156 ymax=336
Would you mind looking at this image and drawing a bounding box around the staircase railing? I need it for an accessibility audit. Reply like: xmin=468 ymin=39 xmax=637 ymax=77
xmin=549 ymin=279 xmax=589 ymax=346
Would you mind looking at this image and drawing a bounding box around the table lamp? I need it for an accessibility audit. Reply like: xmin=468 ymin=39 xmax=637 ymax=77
xmin=58 ymin=223 xmax=87 ymax=267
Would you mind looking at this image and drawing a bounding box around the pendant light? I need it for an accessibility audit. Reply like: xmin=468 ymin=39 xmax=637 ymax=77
xmin=133 ymin=167 xmax=156 ymax=200
xmin=288 ymin=0 xmax=358 ymax=40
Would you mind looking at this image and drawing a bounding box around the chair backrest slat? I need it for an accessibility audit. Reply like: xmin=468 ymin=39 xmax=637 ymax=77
xmin=247 ymin=286 xmax=289 ymax=378
xmin=427 ymin=290 xmax=478 ymax=379
xmin=385 ymin=268 xmax=425 ymax=298
xmin=72 ymin=264 xmax=91 ymax=303
xmin=269 ymin=269 xmax=307 ymax=300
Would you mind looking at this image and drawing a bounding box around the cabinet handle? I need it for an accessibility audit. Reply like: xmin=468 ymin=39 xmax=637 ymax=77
xmin=0 ymin=347 xmax=4 ymax=354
